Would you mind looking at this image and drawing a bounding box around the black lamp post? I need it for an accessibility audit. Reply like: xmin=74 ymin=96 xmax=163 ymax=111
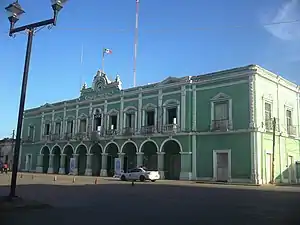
xmin=5 ymin=0 xmax=68 ymax=199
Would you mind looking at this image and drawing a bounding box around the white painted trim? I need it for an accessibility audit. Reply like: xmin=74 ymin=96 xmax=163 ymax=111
xmin=104 ymin=141 xmax=120 ymax=153
xmin=62 ymin=144 xmax=75 ymax=154
xmin=88 ymin=143 xmax=104 ymax=154
xmin=212 ymin=149 xmax=232 ymax=182
xmin=192 ymin=135 xmax=197 ymax=180
xmin=74 ymin=142 xmax=88 ymax=154
xmin=120 ymin=140 xmax=138 ymax=153
xmin=159 ymin=137 xmax=183 ymax=153
xmin=39 ymin=145 xmax=50 ymax=155
xmin=50 ymin=144 xmax=62 ymax=155
xmin=25 ymin=153 xmax=33 ymax=171
xmin=138 ymin=139 xmax=159 ymax=153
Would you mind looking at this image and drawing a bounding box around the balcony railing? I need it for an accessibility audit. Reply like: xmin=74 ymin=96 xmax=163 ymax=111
xmin=105 ymin=129 xmax=118 ymax=136
xmin=287 ymin=125 xmax=297 ymax=136
xmin=75 ymin=132 xmax=89 ymax=141
xmin=64 ymin=132 xmax=74 ymax=141
xmin=161 ymin=124 xmax=180 ymax=133
xmin=140 ymin=125 xmax=156 ymax=135
xmin=91 ymin=130 xmax=105 ymax=141
xmin=264 ymin=119 xmax=280 ymax=132
xmin=211 ymin=119 xmax=230 ymax=131
xmin=51 ymin=134 xmax=61 ymax=141
xmin=123 ymin=127 xmax=135 ymax=136
xmin=42 ymin=135 xmax=51 ymax=142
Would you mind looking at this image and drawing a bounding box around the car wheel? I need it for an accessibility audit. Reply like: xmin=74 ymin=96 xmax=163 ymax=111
xmin=151 ymin=180 xmax=156 ymax=182
xmin=139 ymin=175 xmax=145 ymax=182
xmin=121 ymin=175 xmax=126 ymax=181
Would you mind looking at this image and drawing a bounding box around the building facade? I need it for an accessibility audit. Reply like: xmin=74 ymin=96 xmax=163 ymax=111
xmin=0 ymin=138 xmax=15 ymax=168
xmin=20 ymin=65 xmax=300 ymax=184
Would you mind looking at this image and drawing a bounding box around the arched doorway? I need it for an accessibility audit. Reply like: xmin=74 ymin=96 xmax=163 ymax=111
xmin=51 ymin=146 xmax=61 ymax=174
xmin=63 ymin=145 xmax=74 ymax=174
xmin=122 ymin=142 xmax=137 ymax=172
xmin=161 ymin=139 xmax=181 ymax=180
xmin=105 ymin=142 xmax=119 ymax=177
xmin=76 ymin=144 xmax=88 ymax=175
xmin=41 ymin=146 xmax=50 ymax=174
xmin=140 ymin=140 xmax=158 ymax=170
xmin=90 ymin=144 xmax=102 ymax=176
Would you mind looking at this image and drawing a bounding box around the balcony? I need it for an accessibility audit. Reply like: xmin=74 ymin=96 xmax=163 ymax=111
xmin=105 ymin=129 xmax=118 ymax=136
xmin=123 ymin=127 xmax=135 ymax=136
xmin=211 ymin=119 xmax=230 ymax=131
xmin=23 ymin=136 xmax=34 ymax=143
xmin=51 ymin=134 xmax=61 ymax=141
xmin=264 ymin=119 xmax=280 ymax=132
xmin=140 ymin=126 xmax=156 ymax=135
xmin=75 ymin=132 xmax=89 ymax=141
xmin=287 ymin=125 xmax=297 ymax=136
xmin=91 ymin=130 xmax=105 ymax=141
xmin=64 ymin=133 xmax=74 ymax=141
xmin=161 ymin=124 xmax=180 ymax=133
xmin=41 ymin=135 xmax=51 ymax=142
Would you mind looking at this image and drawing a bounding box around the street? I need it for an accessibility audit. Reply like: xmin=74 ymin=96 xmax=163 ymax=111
xmin=0 ymin=173 xmax=300 ymax=225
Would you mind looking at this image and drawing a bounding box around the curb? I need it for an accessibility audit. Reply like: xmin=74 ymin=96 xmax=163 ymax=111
xmin=194 ymin=181 xmax=261 ymax=187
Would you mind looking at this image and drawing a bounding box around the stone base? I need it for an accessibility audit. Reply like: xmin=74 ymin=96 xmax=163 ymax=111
xmin=35 ymin=167 xmax=43 ymax=173
xmin=158 ymin=171 xmax=165 ymax=179
xmin=59 ymin=168 xmax=65 ymax=174
xmin=47 ymin=167 xmax=54 ymax=174
xmin=85 ymin=169 xmax=92 ymax=176
xmin=72 ymin=168 xmax=78 ymax=175
xmin=100 ymin=169 xmax=107 ymax=177
xmin=180 ymin=172 xmax=192 ymax=181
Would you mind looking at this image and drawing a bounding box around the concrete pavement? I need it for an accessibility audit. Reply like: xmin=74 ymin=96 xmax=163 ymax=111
xmin=1 ymin=173 xmax=300 ymax=225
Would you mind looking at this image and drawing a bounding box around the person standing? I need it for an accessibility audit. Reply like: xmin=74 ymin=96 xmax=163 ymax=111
xmin=3 ymin=163 xmax=8 ymax=174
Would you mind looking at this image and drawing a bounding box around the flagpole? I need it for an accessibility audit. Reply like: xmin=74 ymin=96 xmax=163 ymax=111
xmin=133 ymin=0 xmax=140 ymax=87
xmin=102 ymin=49 xmax=105 ymax=73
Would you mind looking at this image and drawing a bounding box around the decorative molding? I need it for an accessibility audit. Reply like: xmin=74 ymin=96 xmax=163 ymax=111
xmin=211 ymin=92 xmax=231 ymax=102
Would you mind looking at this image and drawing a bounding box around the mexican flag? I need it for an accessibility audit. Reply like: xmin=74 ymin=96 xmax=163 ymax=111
xmin=103 ymin=48 xmax=112 ymax=54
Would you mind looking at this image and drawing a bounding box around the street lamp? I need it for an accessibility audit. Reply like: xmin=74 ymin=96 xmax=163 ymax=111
xmin=5 ymin=0 xmax=68 ymax=199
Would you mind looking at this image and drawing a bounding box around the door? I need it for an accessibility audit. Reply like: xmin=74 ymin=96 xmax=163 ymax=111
xmin=265 ymin=153 xmax=272 ymax=184
xmin=288 ymin=156 xmax=295 ymax=184
xmin=216 ymin=153 xmax=228 ymax=182
xmin=25 ymin=154 xmax=32 ymax=171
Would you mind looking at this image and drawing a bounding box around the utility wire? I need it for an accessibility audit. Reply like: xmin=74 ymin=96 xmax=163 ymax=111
xmin=1 ymin=19 xmax=300 ymax=36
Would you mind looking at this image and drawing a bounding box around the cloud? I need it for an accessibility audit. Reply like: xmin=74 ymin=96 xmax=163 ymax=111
xmin=264 ymin=0 xmax=300 ymax=40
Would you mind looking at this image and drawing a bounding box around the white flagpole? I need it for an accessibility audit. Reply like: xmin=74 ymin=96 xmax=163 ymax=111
xmin=133 ymin=0 xmax=140 ymax=87
xmin=102 ymin=48 xmax=105 ymax=73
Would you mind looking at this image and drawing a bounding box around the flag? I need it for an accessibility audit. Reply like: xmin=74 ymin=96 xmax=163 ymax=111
xmin=136 ymin=0 xmax=140 ymax=2
xmin=103 ymin=48 xmax=112 ymax=54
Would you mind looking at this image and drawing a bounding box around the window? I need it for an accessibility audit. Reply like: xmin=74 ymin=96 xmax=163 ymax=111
xmin=44 ymin=123 xmax=50 ymax=135
xmin=146 ymin=111 xmax=155 ymax=126
xmin=94 ymin=112 xmax=102 ymax=131
xmin=28 ymin=125 xmax=34 ymax=140
xmin=79 ymin=119 xmax=87 ymax=133
xmin=264 ymin=102 xmax=272 ymax=130
xmin=126 ymin=113 xmax=134 ymax=128
xmin=286 ymin=110 xmax=292 ymax=127
xmin=67 ymin=120 xmax=73 ymax=134
xmin=55 ymin=122 xmax=61 ymax=135
xmin=214 ymin=101 xmax=229 ymax=121
xmin=167 ymin=108 xmax=177 ymax=124
xmin=110 ymin=115 xmax=117 ymax=130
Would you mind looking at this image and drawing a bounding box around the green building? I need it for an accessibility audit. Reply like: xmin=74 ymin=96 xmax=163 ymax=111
xmin=20 ymin=65 xmax=300 ymax=184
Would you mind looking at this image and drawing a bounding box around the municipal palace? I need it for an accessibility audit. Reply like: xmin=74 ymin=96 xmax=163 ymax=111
xmin=20 ymin=64 xmax=300 ymax=184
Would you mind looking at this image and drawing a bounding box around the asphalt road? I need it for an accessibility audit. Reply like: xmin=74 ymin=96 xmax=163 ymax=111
xmin=1 ymin=174 xmax=300 ymax=225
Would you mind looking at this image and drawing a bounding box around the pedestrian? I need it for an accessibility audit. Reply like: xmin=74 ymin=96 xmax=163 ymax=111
xmin=3 ymin=163 xmax=8 ymax=174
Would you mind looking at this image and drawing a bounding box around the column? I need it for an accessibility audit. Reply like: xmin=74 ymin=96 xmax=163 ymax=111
xmin=118 ymin=153 xmax=125 ymax=172
xmin=181 ymin=86 xmax=186 ymax=131
xmin=85 ymin=153 xmax=93 ymax=176
xmin=73 ymin=154 xmax=79 ymax=175
xmin=100 ymin=153 xmax=108 ymax=176
xmin=136 ymin=152 xmax=144 ymax=167
xmin=36 ymin=154 xmax=43 ymax=173
xmin=179 ymin=152 xmax=192 ymax=180
xmin=59 ymin=154 xmax=66 ymax=174
xmin=120 ymin=96 xmax=124 ymax=132
xmin=157 ymin=152 xmax=165 ymax=179
xmin=40 ymin=112 xmax=44 ymax=140
xmin=62 ymin=103 xmax=67 ymax=138
xmin=47 ymin=154 xmax=54 ymax=174
xmin=138 ymin=90 xmax=142 ymax=132
xmin=158 ymin=89 xmax=163 ymax=132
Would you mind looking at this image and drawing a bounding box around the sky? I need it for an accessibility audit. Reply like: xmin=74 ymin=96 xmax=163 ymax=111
xmin=0 ymin=0 xmax=300 ymax=138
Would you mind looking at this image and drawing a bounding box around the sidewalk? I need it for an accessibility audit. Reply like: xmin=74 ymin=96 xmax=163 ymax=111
xmin=195 ymin=180 xmax=261 ymax=186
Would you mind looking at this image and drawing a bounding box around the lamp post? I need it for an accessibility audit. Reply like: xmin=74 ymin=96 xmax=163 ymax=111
xmin=5 ymin=0 xmax=68 ymax=199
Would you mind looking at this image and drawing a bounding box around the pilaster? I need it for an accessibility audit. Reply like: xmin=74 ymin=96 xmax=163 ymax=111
xmin=59 ymin=154 xmax=66 ymax=174
xmin=118 ymin=152 xmax=125 ymax=172
xmin=192 ymin=85 xmax=196 ymax=131
xmin=47 ymin=154 xmax=54 ymax=174
xmin=36 ymin=154 xmax=43 ymax=173
xmin=138 ymin=89 xmax=142 ymax=131
xmin=136 ymin=152 xmax=144 ymax=167
xmin=180 ymin=85 xmax=186 ymax=131
xmin=249 ymin=74 xmax=256 ymax=128
xmin=72 ymin=154 xmax=79 ymax=175
xmin=158 ymin=89 xmax=163 ymax=132
xmin=75 ymin=105 xmax=79 ymax=133
xmin=85 ymin=153 xmax=93 ymax=176
xmin=40 ymin=112 xmax=45 ymax=140
xmin=179 ymin=151 xmax=192 ymax=180
xmin=157 ymin=152 xmax=165 ymax=179
xmin=100 ymin=153 xmax=108 ymax=176
xmin=62 ymin=103 xmax=67 ymax=138
xmin=120 ymin=96 xmax=124 ymax=132
xmin=104 ymin=100 xmax=108 ymax=130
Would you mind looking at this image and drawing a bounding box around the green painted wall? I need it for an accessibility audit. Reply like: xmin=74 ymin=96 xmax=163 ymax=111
xmin=196 ymin=133 xmax=251 ymax=179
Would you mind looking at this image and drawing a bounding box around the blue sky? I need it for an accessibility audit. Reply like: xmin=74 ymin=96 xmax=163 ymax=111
xmin=0 ymin=0 xmax=300 ymax=138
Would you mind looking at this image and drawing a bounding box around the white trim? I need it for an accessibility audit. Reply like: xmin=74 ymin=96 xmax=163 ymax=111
xmin=62 ymin=144 xmax=75 ymax=154
xmin=212 ymin=149 xmax=232 ymax=182
xmin=163 ymin=99 xmax=180 ymax=126
xmin=39 ymin=145 xmax=50 ymax=155
xmin=104 ymin=141 xmax=120 ymax=153
xmin=50 ymin=144 xmax=62 ymax=155
xmin=138 ymin=139 xmax=159 ymax=153
xmin=88 ymin=143 xmax=104 ymax=154
xmin=159 ymin=137 xmax=183 ymax=153
xmin=24 ymin=153 xmax=33 ymax=172
xmin=120 ymin=140 xmax=138 ymax=153
xmin=74 ymin=143 xmax=88 ymax=154
xmin=123 ymin=106 xmax=137 ymax=130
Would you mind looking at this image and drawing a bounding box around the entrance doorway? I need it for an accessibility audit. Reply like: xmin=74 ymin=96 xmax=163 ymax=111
xmin=265 ymin=153 xmax=272 ymax=184
xmin=214 ymin=150 xmax=231 ymax=182
xmin=288 ymin=155 xmax=296 ymax=184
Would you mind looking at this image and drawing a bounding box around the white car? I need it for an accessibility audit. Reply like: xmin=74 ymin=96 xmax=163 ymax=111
xmin=120 ymin=167 xmax=160 ymax=182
